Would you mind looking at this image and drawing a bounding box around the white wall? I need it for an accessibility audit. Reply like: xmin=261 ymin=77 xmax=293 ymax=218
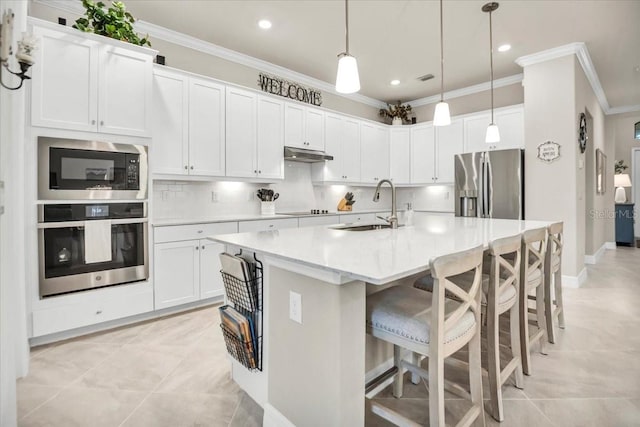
xmin=0 ymin=3 xmax=30 ymax=426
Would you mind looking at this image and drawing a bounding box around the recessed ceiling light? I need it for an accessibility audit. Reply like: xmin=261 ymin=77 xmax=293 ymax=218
xmin=390 ymin=80 xmax=400 ymax=86
xmin=498 ymin=44 xmax=511 ymax=52
xmin=258 ymin=19 xmax=272 ymax=30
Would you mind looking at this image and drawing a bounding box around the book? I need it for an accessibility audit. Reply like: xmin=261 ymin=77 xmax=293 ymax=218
xmin=219 ymin=305 xmax=256 ymax=368
xmin=219 ymin=253 xmax=258 ymax=311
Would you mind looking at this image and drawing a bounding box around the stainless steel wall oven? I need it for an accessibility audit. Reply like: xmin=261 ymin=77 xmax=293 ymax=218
xmin=38 ymin=202 xmax=148 ymax=297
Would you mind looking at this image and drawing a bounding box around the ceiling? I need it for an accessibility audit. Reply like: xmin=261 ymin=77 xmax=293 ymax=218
xmin=123 ymin=0 xmax=640 ymax=108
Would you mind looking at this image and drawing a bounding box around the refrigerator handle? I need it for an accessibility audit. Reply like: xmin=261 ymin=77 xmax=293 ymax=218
xmin=480 ymin=153 xmax=487 ymax=218
xmin=485 ymin=154 xmax=492 ymax=218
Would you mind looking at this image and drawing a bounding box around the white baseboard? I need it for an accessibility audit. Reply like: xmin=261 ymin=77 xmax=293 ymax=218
xmin=605 ymin=241 xmax=617 ymax=250
xmin=263 ymin=403 xmax=296 ymax=427
xmin=585 ymin=243 xmax=607 ymax=264
xmin=562 ymin=268 xmax=587 ymax=288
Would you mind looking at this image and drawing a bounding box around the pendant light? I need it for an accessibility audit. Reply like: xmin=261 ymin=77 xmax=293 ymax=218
xmin=335 ymin=0 xmax=360 ymax=94
xmin=433 ymin=0 xmax=451 ymax=126
xmin=483 ymin=2 xmax=500 ymax=143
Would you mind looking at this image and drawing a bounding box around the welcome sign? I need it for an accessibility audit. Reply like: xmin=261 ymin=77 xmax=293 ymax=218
xmin=258 ymin=73 xmax=322 ymax=106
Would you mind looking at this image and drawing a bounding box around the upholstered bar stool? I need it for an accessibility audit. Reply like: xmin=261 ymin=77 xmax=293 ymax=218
xmin=414 ymin=235 xmax=524 ymax=422
xmin=518 ymin=227 xmax=548 ymax=375
xmin=544 ymin=222 xmax=565 ymax=343
xmin=366 ymin=245 xmax=486 ymax=427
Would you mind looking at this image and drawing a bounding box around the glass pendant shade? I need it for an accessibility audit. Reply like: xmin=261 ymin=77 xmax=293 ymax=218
xmin=485 ymin=123 xmax=500 ymax=143
xmin=335 ymin=53 xmax=360 ymax=94
xmin=433 ymin=102 xmax=451 ymax=126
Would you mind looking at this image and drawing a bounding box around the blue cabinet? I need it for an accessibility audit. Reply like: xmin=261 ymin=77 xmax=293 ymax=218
xmin=615 ymin=204 xmax=635 ymax=246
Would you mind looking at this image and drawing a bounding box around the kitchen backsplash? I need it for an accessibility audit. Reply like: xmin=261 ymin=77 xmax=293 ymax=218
xmin=152 ymin=162 xmax=454 ymax=219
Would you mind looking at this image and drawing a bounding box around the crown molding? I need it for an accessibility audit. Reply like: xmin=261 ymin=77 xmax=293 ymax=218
xmin=514 ymin=42 xmax=584 ymax=68
xmin=607 ymin=104 xmax=640 ymax=115
xmin=407 ymin=74 xmax=524 ymax=108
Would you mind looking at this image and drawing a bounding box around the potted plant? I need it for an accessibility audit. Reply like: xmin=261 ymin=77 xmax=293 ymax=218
xmin=73 ymin=0 xmax=151 ymax=47
xmin=615 ymin=160 xmax=628 ymax=174
xmin=379 ymin=101 xmax=413 ymax=125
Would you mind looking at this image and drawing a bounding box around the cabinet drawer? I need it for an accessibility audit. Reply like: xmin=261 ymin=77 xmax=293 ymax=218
xmin=298 ymin=215 xmax=340 ymax=227
xmin=32 ymin=285 xmax=153 ymax=337
xmin=238 ymin=218 xmax=299 ymax=233
xmin=154 ymin=222 xmax=237 ymax=243
xmin=339 ymin=213 xmax=377 ymax=224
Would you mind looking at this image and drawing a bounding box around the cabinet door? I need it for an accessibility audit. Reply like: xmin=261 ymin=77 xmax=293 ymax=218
xmin=342 ymin=118 xmax=361 ymax=182
xmin=436 ymin=119 xmax=464 ymax=184
xmin=390 ymin=128 xmax=411 ymax=185
xmin=98 ymin=45 xmax=153 ymax=137
xmin=257 ymin=96 xmax=285 ymax=180
xmin=463 ymin=113 xmax=491 ymax=153
xmin=225 ymin=87 xmax=257 ymax=178
xmin=411 ymin=124 xmax=436 ymax=184
xmin=284 ymin=103 xmax=306 ymax=149
xmin=305 ymin=107 xmax=325 ymax=151
xmin=322 ymin=113 xmax=345 ymax=182
xmin=154 ymin=240 xmax=200 ymax=309
xmin=200 ymin=240 xmax=226 ymax=299
xmin=31 ymin=26 xmax=99 ymax=132
xmin=361 ymin=123 xmax=389 ymax=183
xmin=189 ymin=78 xmax=226 ymax=176
xmin=495 ymin=108 xmax=524 ymax=150
xmin=152 ymin=69 xmax=189 ymax=175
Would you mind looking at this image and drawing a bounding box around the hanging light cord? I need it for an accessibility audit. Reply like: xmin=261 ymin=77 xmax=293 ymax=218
xmin=489 ymin=7 xmax=494 ymax=124
xmin=345 ymin=0 xmax=350 ymax=54
xmin=439 ymin=0 xmax=444 ymax=102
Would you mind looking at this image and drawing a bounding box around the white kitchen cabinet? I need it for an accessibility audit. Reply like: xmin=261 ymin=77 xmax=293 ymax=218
xmin=30 ymin=24 xmax=153 ymax=137
xmin=152 ymin=68 xmax=225 ymax=177
xmin=463 ymin=106 xmax=524 ymax=153
xmin=238 ymin=218 xmax=299 ymax=233
xmin=154 ymin=240 xmax=201 ymax=309
xmin=411 ymin=124 xmax=436 ymax=184
xmin=311 ymin=114 xmax=360 ymax=183
xmin=298 ymin=215 xmax=340 ymax=227
xmin=189 ymin=77 xmax=226 ymax=176
xmin=360 ymin=123 xmax=390 ymax=184
xmin=200 ymin=240 xmax=226 ymax=299
xmin=226 ymin=87 xmax=258 ymax=178
xmin=256 ymin=96 xmax=285 ymax=180
xmin=435 ymin=119 xmax=464 ymax=184
xmin=390 ymin=128 xmax=411 ymax=185
xmin=284 ymin=103 xmax=325 ymax=151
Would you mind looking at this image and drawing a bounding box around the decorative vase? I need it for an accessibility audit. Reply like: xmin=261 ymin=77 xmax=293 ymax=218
xmin=392 ymin=117 xmax=403 ymax=126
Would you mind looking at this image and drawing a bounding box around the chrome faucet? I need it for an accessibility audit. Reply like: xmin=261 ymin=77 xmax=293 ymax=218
xmin=372 ymin=179 xmax=398 ymax=229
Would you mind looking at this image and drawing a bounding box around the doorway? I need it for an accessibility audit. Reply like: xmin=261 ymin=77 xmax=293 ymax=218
xmin=633 ymin=148 xmax=640 ymax=240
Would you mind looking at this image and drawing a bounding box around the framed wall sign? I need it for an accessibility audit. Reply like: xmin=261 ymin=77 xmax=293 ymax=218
xmin=596 ymin=148 xmax=606 ymax=194
xmin=257 ymin=73 xmax=322 ymax=106
xmin=537 ymin=141 xmax=561 ymax=163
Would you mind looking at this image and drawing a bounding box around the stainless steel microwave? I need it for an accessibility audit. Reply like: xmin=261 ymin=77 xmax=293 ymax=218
xmin=38 ymin=137 xmax=148 ymax=200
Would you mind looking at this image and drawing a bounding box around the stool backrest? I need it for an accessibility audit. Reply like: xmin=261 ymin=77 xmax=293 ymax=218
xmin=521 ymin=227 xmax=547 ymax=283
xmin=429 ymin=245 xmax=484 ymax=341
xmin=547 ymin=222 xmax=563 ymax=260
xmin=488 ymin=235 xmax=521 ymax=301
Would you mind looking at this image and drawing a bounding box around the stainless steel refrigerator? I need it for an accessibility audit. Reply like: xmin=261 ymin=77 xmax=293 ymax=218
xmin=454 ymin=149 xmax=524 ymax=220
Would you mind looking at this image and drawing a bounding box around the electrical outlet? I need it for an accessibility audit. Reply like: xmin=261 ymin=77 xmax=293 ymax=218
xmin=444 ymin=191 xmax=450 ymax=200
xmin=211 ymin=191 xmax=219 ymax=202
xmin=248 ymin=190 xmax=255 ymax=202
xmin=289 ymin=291 xmax=302 ymax=324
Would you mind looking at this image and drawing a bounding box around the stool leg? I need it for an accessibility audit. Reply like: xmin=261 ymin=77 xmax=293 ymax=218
xmin=410 ymin=352 xmax=421 ymax=385
xmin=544 ymin=269 xmax=556 ymax=344
xmin=487 ymin=300 xmax=503 ymax=421
xmin=392 ymin=345 xmax=404 ymax=398
xmin=555 ymin=267 xmax=566 ymax=329
xmin=520 ymin=285 xmax=532 ymax=376
xmin=535 ymin=282 xmax=548 ymax=355
xmin=468 ymin=323 xmax=485 ymax=427
xmin=509 ymin=303 xmax=525 ymax=390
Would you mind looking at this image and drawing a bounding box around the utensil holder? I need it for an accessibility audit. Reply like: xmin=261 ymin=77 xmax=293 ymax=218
xmin=261 ymin=201 xmax=275 ymax=215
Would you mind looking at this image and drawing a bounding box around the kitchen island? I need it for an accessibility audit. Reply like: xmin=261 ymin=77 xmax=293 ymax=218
xmin=209 ymin=214 xmax=553 ymax=427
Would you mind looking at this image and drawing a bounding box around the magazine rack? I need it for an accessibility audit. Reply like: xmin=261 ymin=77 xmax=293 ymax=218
xmin=219 ymin=251 xmax=263 ymax=372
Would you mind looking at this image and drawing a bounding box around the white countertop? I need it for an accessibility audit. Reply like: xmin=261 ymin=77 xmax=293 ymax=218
xmin=152 ymin=209 xmax=454 ymax=227
xmin=208 ymin=215 xmax=552 ymax=285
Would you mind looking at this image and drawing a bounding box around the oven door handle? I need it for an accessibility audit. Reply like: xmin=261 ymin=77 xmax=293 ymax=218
xmin=37 ymin=218 xmax=148 ymax=229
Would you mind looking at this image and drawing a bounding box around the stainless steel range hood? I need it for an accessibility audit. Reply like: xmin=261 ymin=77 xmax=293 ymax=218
xmin=284 ymin=146 xmax=333 ymax=163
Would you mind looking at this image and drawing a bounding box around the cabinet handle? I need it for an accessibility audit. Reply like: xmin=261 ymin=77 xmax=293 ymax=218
xmin=195 ymin=246 xmax=199 ymax=250
xmin=254 ymin=170 xmax=257 ymax=173
xmin=201 ymin=245 xmax=205 ymax=250
xmin=269 ymin=224 xmax=274 ymax=228
xmin=197 ymin=230 xmax=203 ymax=234
xmin=258 ymin=170 xmax=262 ymax=174
xmin=190 ymin=166 xmax=194 ymax=170
xmin=96 ymin=310 xmax=102 ymax=315
xmin=91 ymin=120 xmax=96 ymax=125
xmin=184 ymin=165 xmax=188 ymax=170
xmin=100 ymin=121 xmax=104 ymax=126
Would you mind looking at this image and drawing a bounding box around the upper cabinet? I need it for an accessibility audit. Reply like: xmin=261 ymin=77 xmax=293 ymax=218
xmin=389 ymin=128 xmax=411 ymax=185
xmin=30 ymin=24 xmax=154 ymax=138
xmin=411 ymin=124 xmax=436 ymax=184
xmin=463 ymin=105 xmax=524 ymax=153
xmin=410 ymin=120 xmax=463 ymax=185
xmin=284 ymin=103 xmax=325 ymax=151
xmin=312 ymin=114 xmax=361 ymax=183
xmin=435 ymin=119 xmax=464 ymax=184
xmin=360 ymin=123 xmax=390 ymax=184
xmin=152 ymin=68 xmax=225 ymax=177
xmin=256 ymin=96 xmax=285 ymax=180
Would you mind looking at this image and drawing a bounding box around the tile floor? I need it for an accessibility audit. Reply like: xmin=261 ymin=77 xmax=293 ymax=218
xmin=17 ymin=247 xmax=640 ymax=426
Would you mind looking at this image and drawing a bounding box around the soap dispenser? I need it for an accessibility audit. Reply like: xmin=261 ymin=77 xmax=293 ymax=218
xmin=405 ymin=202 xmax=414 ymax=226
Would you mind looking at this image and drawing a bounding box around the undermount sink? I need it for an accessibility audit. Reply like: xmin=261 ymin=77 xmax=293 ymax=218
xmin=331 ymin=223 xmax=401 ymax=231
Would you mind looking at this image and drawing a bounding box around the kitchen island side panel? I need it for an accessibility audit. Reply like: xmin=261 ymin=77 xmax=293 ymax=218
xmin=267 ymin=266 xmax=366 ymax=427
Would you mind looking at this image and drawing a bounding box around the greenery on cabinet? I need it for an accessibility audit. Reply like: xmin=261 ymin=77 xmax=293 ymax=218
xmin=379 ymin=101 xmax=413 ymax=123
xmin=615 ymin=160 xmax=628 ymax=174
xmin=73 ymin=0 xmax=151 ymax=47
